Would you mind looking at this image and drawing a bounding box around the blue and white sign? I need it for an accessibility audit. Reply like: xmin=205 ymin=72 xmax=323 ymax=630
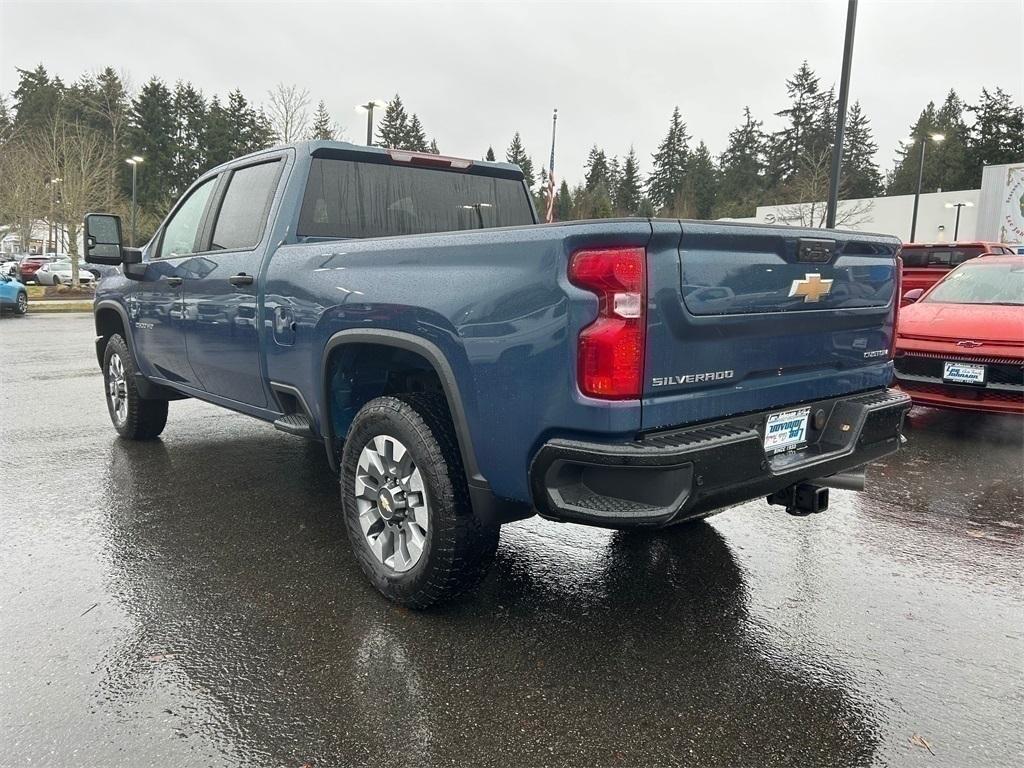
xmin=943 ymin=361 xmax=986 ymax=384
xmin=764 ymin=407 xmax=811 ymax=452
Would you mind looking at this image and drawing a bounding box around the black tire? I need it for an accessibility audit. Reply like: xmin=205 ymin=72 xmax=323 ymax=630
xmin=340 ymin=393 xmax=499 ymax=609
xmin=51 ymin=275 xmax=60 ymax=286
xmin=14 ymin=291 xmax=27 ymax=315
xmin=102 ymin=334 xmax=168 ymax=440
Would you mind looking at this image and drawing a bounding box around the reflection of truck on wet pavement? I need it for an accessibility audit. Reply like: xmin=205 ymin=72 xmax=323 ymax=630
xmin=83 ymin=140 xmax=911 ymax=607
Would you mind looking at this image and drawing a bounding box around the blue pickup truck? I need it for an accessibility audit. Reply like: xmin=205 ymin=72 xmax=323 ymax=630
xmin=84 ymin=140 xmax=910 ymax=607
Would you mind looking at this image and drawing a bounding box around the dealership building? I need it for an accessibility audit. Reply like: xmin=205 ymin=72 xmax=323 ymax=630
xmin=729 ymin=163 xmax=1024 ymax=246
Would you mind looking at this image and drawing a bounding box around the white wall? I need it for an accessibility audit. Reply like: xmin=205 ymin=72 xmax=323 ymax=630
xmin=739 ymin=188 xmax=983 ymax=243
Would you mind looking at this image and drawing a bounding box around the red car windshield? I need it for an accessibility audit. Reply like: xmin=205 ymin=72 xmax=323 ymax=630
xmin=926 ymin=262 xmax=1024 ymax=306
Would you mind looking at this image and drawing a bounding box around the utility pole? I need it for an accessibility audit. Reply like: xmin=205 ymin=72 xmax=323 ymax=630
xmin=826 ymin=0 xmax=858 ymax=229
xmin=358 ymin=100 xmax=383 ymax=146
xmin=546 ymin=108 xmax=558 ymax=223
xmin=125 ymin=156 xmax=144 ymax=247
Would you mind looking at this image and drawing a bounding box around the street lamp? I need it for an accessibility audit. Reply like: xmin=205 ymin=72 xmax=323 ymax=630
xmin=944 ymin=200 xmax=974 ymax=241
xmin=909 ymin=132 xmax=944 ymax=242
xmin=44 ymin=176 xmax=62 ymax=253
xmin=356 ymin=100 xmax=385 ymax=146
xmin=125 ymin=156 xmax=144 ymax=247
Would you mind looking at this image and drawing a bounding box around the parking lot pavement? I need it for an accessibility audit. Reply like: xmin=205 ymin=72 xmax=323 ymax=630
xmin=1 ymin=313 xmax=1021 ymax=768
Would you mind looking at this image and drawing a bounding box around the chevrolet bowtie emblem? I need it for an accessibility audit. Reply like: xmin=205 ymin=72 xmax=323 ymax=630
xmin=789 ymin=273 xmax=834 ymax=303
xmin=956 ymin=340 xmax=983 ymax=348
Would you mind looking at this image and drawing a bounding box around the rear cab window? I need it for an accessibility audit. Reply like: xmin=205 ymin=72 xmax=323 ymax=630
xmin=901 ymin=246 xmax=986 ymax=268
xmin=297 ymin=156 xmax=534 ymax=240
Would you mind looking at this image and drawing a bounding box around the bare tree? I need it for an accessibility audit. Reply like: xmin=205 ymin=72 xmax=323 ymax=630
xmin=33 ymin=118 xmax=118 ymax=287
xmin=266 ymin=82 xmax=311 ymax=143
xmin=0 ymin=139 xmax=47 ymax=253
xmin=776 ymin=149 xmax=874 ymax=229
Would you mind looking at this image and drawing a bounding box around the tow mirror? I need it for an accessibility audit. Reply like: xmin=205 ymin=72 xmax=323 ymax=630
xmin=84 ymin=213 xmax=125 ymax=265
xmin=902 ymin=288 xmax=924 ymax=304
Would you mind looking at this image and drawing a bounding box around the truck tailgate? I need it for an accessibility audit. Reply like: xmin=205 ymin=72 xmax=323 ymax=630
xmin=642 ymin=220 xmax=900 ymax=431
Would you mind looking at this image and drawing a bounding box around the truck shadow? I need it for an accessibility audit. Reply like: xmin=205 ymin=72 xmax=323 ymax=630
xmin=96 ymin=433 xmax=880 ymax=768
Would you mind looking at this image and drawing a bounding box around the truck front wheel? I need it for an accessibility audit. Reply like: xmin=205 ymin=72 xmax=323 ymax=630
xmin=340 ymin=394 xmax=499 ymax=608
xmin=102 ymin=334 xmax=168 ymax=440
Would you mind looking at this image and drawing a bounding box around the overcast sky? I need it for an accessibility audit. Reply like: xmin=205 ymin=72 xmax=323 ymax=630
xmin=2 ymin=0 xmax=1022 ymax=186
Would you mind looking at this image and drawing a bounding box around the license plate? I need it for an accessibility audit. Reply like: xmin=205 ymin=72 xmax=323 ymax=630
xmin=764 ymin=407 xmax=811 ymax=452
xmin=943 ymin=361 xmax=986 ymax=384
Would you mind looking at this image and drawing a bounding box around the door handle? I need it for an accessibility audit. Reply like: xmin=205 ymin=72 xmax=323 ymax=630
xmin=229 ymin=273 xmax=254 ymax=286
xmin=165 ymin=276 xmax=183 ymax=286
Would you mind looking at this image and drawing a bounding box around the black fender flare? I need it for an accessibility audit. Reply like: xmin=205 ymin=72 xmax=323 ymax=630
xmin=93 ymin=299 xmax=137 ymax=367
xmin=320 ymin=329 xmax=484 ymax=485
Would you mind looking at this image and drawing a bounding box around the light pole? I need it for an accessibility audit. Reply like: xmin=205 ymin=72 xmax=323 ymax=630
xmin=125 ymin=156 xmax=143 ymax=246
xmin=945 ymin=201 xmax=974 ymax=241
xmin=356 ymin=100 xmax=385 ymax=146
xmin=826 ymin=0 xmax=858 ymax=229
xmin=909 ymin=132 xmax=944 ymax=242
xmin=44 ymin=176 xmax=62 ymax=253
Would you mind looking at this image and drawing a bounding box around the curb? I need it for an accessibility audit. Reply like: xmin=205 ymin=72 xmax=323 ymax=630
xmin=27 ymin=302 xmax=94 ymax=313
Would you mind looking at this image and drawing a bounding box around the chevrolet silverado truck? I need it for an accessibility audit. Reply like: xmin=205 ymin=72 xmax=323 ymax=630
xmin=84 ymin=140 xmax=911 ymax=607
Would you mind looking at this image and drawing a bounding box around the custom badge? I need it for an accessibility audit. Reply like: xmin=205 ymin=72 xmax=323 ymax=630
xmin=788 ymin=273 xmax=834 ymax=303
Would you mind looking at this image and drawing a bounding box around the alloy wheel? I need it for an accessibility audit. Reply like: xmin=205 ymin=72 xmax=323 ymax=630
xmin=107 ymin=353 xmax=128 ymax=425
xmin=355 ymin=435 xmax=430 ymax=573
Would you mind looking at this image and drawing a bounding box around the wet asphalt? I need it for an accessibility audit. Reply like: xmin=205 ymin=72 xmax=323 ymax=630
xmin=0 ymin=313 xmax=1021 ymax=768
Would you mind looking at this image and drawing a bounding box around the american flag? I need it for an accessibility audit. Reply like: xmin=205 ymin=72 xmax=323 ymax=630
xmin=544 ymin=171 xmax=556 ymax=224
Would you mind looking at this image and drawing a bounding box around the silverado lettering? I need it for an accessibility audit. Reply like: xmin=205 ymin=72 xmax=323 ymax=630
xmin=83 ymin=140 xmax=911 ymax=608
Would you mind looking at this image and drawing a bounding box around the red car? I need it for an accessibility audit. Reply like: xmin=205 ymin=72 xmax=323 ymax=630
xmin=894 ymin=254 xmax=1024 ymax=414
xmin=17 ymin=255 xmax=56 ymax=284
xmin=900 ymin=242 xmax=1017 ymax=301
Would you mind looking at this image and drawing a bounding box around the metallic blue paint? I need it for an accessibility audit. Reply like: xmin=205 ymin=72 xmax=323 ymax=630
xmin=94 ymin=140 xmax=902 ymax=507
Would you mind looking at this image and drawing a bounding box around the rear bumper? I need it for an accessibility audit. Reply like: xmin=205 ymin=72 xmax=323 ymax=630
xmin=529 ymin=388 xmax=910 ymax=529
xmin=896 ymin=380 xmax=1024 ymax=414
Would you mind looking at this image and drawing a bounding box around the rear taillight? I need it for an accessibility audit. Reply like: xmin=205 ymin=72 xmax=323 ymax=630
xmin=568 ymin=246 xmax=646 ymax=399
xmin=891 ymin=253 xmax=903 ymax=360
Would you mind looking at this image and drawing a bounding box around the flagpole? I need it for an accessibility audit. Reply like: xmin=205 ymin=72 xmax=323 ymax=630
xmin=545 ymin=108 xmax=558 ymax=223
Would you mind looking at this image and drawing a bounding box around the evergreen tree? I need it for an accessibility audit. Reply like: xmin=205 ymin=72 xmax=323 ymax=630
xmin=405 ymin=113 xmax=428 ymax=151
xmin=428 ymin=138 xmax=440 ymax=154
xmin=129 ymin=77 xmax=176 ymax=212
xmin=714 ymin=106 xmax=767 ymax=218
xmin=485 ymin=146 xmax=496 ymax=162
xmin=887 ymin=91 xmax=971 ymax=194
xmin=309 ymin=100 xmax=335 ymax=140
xmin=505 ymin=132 xmax=535 ymax=189
xmin=841 ymin=101 xmax=882 ymax=198
xmin=968 ymin=87 xmax=1024 ymax=174
xmin=683 ymin=141 xmax=717 ymax=219
xmin=377 ymin=94 xmax=409 ymax=149
xmin=11 ymin=65 xmax=64 ymax=133
xmin=171 ymin=81 xmax=207 ymax=196
xmin=573 ymin=182 xmax=614 ymax=219
xmin=614 ymin=147 xmax=642 ymax=215
xmin=767 ymin=62 xmax=833 ymax=187
xmin=555 ymin=179 xmax=573 ymax=221
xmin=647 ymin=106 xmax=690 ymax=213
xmin=584 ymin=145 xmax=611 ymax=191
xmin=203 ymin=95 xmax=234 ymax=170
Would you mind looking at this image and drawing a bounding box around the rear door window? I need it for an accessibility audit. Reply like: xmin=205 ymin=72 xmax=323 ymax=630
xmin=210 ymin=160 xmax=283 ymax=251
xmin=902 ymin=247 xmax=985 ymax=267
xmin=298 ymin=157 xmax=534 ymax=239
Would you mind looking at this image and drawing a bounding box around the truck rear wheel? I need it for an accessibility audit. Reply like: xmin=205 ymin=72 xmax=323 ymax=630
xmin=340 ymin=394 xmax=499 ymax=608
xmin=103 ymin=334 xmax=168 ymax=440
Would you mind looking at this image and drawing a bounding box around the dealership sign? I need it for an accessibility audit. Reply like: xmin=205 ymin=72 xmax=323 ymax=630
xmin=1000 ymin=165 xmax=1024 ymax=244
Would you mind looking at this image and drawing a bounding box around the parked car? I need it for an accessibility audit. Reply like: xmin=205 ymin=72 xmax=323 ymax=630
xmin=17 ymin=255 xmax=57 ymax=284
xmin=894 ymin=254 xmax=1024 ymax=414
xmin=0 ymin=273 xmax=29 ymax=315
xmin=34 ymin=258 xmax=95 ymax=286
xmin=0 ymin=254 xmax=23 ymax=279
xmin=83 ymin=140 xmax=911 ymax=607
xmin=900 ymin=241 xmax=1017 ymax=300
